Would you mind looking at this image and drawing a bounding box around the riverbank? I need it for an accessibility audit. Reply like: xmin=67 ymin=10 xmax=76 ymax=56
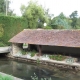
xmin=0 ymin=72 xmax=23 ymax=80
xmin=7 ymin=54 xmax=80 ymax=71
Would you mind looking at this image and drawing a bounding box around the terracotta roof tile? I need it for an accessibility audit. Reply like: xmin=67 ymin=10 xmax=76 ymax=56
xmin=9 ymin=29 xmax=80 ymax=47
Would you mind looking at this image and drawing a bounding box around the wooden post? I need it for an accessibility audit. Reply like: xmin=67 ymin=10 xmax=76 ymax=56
xmin=28 ymin=44 xmax=30 ymax=51
xmin=38 ymin=45 xmax=42 ymax=56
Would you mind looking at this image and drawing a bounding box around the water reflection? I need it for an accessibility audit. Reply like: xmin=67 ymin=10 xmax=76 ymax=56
xmin=0 ymin=58 xmax=80 ymax=80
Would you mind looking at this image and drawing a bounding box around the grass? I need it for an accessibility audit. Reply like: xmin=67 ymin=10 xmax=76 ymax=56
xmin=0 ymin=74 xmax=13 ymax=80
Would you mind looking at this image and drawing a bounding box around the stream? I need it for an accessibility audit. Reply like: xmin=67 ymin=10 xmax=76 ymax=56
xmin=0 ymin=57 xmax=80 ymax=80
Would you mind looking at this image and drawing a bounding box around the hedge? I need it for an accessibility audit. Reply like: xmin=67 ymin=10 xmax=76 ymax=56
xmin=0 ymin=16 xmax=28 ymax=45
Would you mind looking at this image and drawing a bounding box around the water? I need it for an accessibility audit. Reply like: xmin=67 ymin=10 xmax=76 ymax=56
xmin=0 ymin=57 xmax=80 ymax=80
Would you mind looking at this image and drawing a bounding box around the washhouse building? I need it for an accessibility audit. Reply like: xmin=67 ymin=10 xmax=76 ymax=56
xmin=9 ymin=29 xmax=80 ymax=56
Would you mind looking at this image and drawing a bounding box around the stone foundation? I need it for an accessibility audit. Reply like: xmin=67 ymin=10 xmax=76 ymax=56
xmin=11 ymin=43 xmax=22 ymax=55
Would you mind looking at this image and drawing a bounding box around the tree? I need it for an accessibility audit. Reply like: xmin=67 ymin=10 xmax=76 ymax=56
xmin=20 ymin=0 xmax=48 ymax=28
xmin=45 ymin=9 xmax=54 ymax=28
xmin=69 ymin=11 xmax=78 ymax=28
xmin=51 ymin=13 xmax=71 ymax=29
xmin=0 ymin=0 xmax=6 ymax=15
xmin=0 ymin=0 xmax=14 ymax=16
xmin=76 ymin=17 xmax=80 ymax=29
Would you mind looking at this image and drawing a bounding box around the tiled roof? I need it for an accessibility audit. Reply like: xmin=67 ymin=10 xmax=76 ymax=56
xmin=9 ymin=29 xmax=80 ymax=47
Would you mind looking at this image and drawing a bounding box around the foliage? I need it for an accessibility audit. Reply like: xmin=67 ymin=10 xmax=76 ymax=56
xmin=45 ymin=9 xmax=54 ymax=20
xmin=21 ymin=0 xmax=48 ymax=28
xmin=49 ymin=54 xmax=66 ymax=61
xmin=30 ymin=50 xmax=36 ymax=57
xmin=0 ymin=74 xmax=13 ymax=80
xmin=51 ymin=13 xmax=71 ymax=29
xmin=76 ymin=17 xmax=80 ymax=29
xmin=43 ymin=26 xmax=52 ymax=29
xmin=31 ymin=73 xmax=52 ymax=80
xmin=0 ymin=0 xmax=6 ymax=15
xmin=0 ymin=16 xmax=28 ymax=45
xmin=0 ymin=42 xmax=7 ymax=47
xmin=21 ymin=50 xmax=26 ymax=55
xmin=44 ymin=9 xmax=54 ymax=27
xmin=0 ymin=24 xmax=4 ymax=37
xmin=69 ymin=11 xmax=78 ymax=28
xmin=0 ymin=0 xmax=14 ymax=16
xmin=21 ymin=50 xmax=36 ymax=56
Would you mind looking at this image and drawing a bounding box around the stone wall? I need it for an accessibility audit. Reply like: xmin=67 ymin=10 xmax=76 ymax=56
xmin=10 ymin=56 xmax=80 ymax=71
xmin=11 ymin=43 xmax=22 ymax=55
